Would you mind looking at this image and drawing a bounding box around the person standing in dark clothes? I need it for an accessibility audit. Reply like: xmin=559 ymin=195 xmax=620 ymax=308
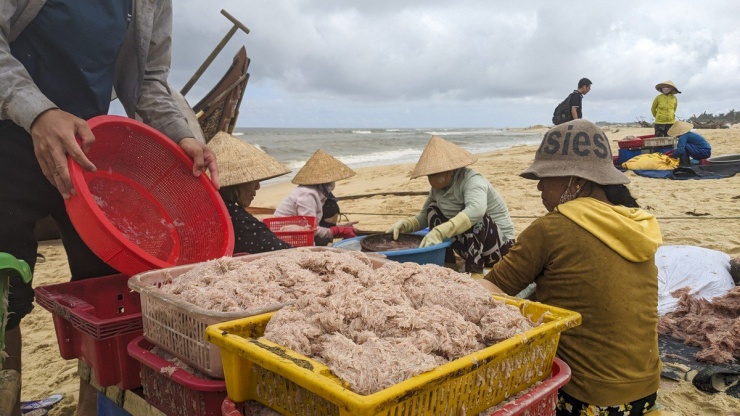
xmin=568 ymin=78 xmax=592 ymax=121
xmin=209 ymin=132 xmax=294 ymax=254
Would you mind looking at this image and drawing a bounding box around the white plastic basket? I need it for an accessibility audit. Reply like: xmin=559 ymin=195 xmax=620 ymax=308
xmin=128 ymin=247 xmax=391 ymax=378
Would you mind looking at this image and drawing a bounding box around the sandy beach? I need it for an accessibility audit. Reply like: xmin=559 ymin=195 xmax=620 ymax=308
xmin=25 ymin=125 xmax=740 ymax=415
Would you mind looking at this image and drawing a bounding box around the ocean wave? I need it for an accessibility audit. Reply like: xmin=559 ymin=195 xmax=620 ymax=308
xmin=425 ymin=129 xmax=504 ymax=136
xmin=284 ymin=148 xmax=421 ymax=171
xmin=338 ymin=148 xmax=421 ymax=166
xmin=351 ymin=130 xmax=373 ymax=134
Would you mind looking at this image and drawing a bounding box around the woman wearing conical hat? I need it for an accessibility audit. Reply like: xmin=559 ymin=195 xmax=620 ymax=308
xmin=651 ymin=80 xmax=681 ymax=137
xmin=666 ymin=121 xmax=711 ymax=166
xmin=274 ymin=150 xmax=358 ymax=246
xmin=386 ymin=136 xmax=515 ymax=275
xmin=209 ymin=132 xmax=293 ymax=254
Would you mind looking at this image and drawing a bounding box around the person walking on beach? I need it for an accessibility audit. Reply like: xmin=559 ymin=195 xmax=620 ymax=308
xmin=569 ymin=78 xmax=592 ymax=121
xmin=480 ymin=120 xmax=662 ymax=415
xmin=0 ymin=1 xmax=218 ymax=415
xmin=553 ymin=78 xmax=592 ymax=125
xmin=666 ymin=121 xmax=712 ymax=165
xmin=387 ymin=136 xmax=516 ymax=276
xmin=651 ymin=80 xmax=681 ymax=137
xmin=209 ymin=132 xmax=295 ymax=253
xmin=274 ymin=150 xmax=359 ymax=246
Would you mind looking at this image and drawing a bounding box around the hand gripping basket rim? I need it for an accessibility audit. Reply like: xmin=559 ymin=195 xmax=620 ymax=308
xmin=205 ymin=295 xmax=582 ymax=416
xmin=66 ymin=115 xmax=234 ymax=275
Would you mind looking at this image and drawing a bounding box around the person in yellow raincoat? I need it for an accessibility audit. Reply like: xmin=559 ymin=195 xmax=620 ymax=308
xmin=651 ymin=80 xmax=681 ymax=137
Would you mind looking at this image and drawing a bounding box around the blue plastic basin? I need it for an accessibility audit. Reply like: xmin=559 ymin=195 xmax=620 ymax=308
xmin=332 ymin=232 xmax=452 ymax=266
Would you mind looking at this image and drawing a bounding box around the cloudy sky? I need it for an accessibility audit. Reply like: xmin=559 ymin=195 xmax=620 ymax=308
xmin=163 ymin=0 xmax=740 ymax=128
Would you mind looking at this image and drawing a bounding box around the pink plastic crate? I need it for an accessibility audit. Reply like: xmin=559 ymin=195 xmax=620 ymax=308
xmin=220 ymin=358 xmax=571 ymax=416
xmin=128 ymin=336 xmax=227 ymax=416
xmin=262 ymin=216 xmax=316 ymax=247
xmin=617 ymin=135 xmax=648 ymax=149
xmin=487 ymin=358 xmax=571 ymax=416
xmin=35 ymin=273 xmax=142 ymax=389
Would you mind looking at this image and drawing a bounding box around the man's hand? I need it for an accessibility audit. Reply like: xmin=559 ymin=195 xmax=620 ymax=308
xmin=30 ymin=109 xmax=97 ymax=199
xmin=179 ymin=138 xmax=220 ymax=189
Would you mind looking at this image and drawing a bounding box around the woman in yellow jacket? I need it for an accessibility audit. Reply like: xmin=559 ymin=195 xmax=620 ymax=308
xmin=481 ymin=120 xmax=662 ymax=415
xmin=651 ymin=80 xmax=681 ymax=137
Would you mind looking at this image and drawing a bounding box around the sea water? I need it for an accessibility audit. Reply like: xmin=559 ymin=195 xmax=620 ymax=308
xmin=232 ymin=127 xmax=544 ymax=185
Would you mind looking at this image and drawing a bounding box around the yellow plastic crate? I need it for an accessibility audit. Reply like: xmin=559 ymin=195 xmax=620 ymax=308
xmin=205 ymin=295 xmax=581 ymax=416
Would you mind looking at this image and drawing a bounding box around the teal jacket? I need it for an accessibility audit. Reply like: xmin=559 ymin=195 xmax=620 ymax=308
xmin=414 ymin=168 xmax=515 ymax=242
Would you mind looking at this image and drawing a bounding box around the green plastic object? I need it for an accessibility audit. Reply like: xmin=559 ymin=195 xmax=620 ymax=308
xmin=0 ymin=253 xmax=32 ymax=363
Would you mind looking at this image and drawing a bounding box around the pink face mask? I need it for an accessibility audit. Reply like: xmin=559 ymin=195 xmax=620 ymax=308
xmin=661 ymin=87 xmax=672 ymax=94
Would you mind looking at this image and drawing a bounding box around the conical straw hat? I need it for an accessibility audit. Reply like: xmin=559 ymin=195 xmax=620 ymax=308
xmin=667 ymin=120 xmax=693 ymax=137
xmin=292 ymin=149 xmax=356 ymax=185
xmin=410 ymin=136 xmax=478 ymax=178
xmin=208 ymin=132 xmax=291 ymax=187
xmin=655 ymin=80 xmax=681 ymax=94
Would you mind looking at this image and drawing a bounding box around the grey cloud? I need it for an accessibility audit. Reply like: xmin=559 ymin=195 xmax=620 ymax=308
xmin=170 ymin=0 xmax=740 ymax=127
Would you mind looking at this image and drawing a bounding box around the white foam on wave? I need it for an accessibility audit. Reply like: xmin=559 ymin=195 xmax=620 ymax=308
xmin=338 ymin=148 xmax=421 ymax=166
xmin=425 ymin=129 xmax=504 ymax=136
xmin=283 ymin=148 xmax=421 ymax=171
xmin=351 ymin=130 xmax=372 ymax=134
xmin=285 ymin=160 xmax=307 ymax=170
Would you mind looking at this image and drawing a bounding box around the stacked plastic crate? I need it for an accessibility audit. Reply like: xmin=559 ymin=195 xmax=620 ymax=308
xmin=205 ymin=296 xmax=581 ymax=416
xmin=35 ymin=273 xmax=143 ymax=390
xmin=126 ymin=247 xmax=389 ymax=416
xmin=617 ymin=134 xmax=676 ymax=165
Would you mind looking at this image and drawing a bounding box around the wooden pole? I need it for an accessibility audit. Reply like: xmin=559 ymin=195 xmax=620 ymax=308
xmin=180 ymin=9 xmax=250 ymax=96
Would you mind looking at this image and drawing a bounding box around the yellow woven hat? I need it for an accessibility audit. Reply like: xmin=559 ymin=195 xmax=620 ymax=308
xmin=292 ymin=149 xmax=356 ymax=185
xmin=208 ymin=132 xmax=290 ymax=187
xmin=410 ymin=136 xmax=478 ymax=179
xmin=667 ymin=121 xmax=693 ymax=137
xmin=655 ymin=80 xmax=681 ymax=94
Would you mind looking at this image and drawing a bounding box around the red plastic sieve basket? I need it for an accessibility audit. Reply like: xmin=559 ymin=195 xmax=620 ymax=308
xmin=65 ymin=115 xmax=234 ymax=276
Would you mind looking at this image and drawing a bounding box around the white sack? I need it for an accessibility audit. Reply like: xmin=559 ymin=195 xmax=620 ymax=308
xmin=656 ymin=245 xmax=735 ymax=316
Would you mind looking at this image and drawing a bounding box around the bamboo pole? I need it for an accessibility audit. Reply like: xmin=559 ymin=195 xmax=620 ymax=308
xmin=181 ymin=10 xmax=250 ymax=96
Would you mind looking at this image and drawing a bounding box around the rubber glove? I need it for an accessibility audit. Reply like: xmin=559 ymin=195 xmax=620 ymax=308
xmin=330 ymin=225 xmax=357 ymax=239
xmin=385 ymin=217 xmax=421 ymax=240
xmin=420 ymin=212 xmax=472 ymax=248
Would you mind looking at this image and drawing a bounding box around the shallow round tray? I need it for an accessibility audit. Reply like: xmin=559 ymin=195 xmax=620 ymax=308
xmin=333 ymin=232 xmax=452 ymax=266
xmin=706 ymin=153 xmax=740 ymax=164
xmin=360 ymin=233 xmax=422 ymax=252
